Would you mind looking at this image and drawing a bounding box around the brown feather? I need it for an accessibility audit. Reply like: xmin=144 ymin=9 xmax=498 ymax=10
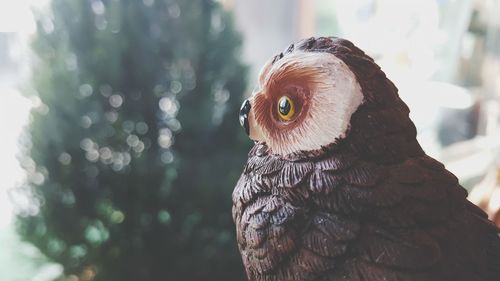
xmin=233 ymin=37 xmax=500 ymax=281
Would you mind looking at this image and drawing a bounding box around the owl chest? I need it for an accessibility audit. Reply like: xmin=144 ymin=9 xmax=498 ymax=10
xmin=235 ymin=193 xmax=304 ymax=276
xmin=234 ymin=189 xmax=360 ymax=279
xmin=233 ymin=176 xmax=304 ymax=249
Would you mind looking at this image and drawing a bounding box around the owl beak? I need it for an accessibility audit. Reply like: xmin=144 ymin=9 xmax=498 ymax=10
xmin=239 ymin=98 xmax=265 ymax=142
xmin=239 ymin=99 xmax=251 ymax=135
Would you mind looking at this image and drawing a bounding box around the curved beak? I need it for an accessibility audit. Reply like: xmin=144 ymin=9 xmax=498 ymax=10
xmin=239 ymin=97 xmax=265 ymax=142
xmin=239 ymin=99 xmax=251 ymax=136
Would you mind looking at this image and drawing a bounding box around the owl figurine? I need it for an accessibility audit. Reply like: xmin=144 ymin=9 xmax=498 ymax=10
xmin=233 ymin=37 xmax=500 ymax=281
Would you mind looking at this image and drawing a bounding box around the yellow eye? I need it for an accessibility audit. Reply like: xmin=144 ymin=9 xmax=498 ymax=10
xmin=277 ymin=96 xmax=295 ymax=121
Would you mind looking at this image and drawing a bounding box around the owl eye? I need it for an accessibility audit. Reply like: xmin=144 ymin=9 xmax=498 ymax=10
xmin=277 ymin=96 xmax=295 ymax=121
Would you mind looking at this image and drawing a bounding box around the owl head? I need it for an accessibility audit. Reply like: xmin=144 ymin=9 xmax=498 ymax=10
xmin=239 ymin=37 xmax=421 ymax=162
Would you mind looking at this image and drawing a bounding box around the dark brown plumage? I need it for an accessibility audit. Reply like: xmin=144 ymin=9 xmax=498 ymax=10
xmin=232 ymin=37 xmax=500 ymax=281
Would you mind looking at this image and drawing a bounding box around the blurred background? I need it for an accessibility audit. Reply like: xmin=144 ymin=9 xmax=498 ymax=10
xmin=1 ymin=0 xmax=500 ymax=280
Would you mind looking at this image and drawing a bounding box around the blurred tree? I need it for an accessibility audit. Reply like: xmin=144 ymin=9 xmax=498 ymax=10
xmin=15 ymin=0 xmax=249 ymax=280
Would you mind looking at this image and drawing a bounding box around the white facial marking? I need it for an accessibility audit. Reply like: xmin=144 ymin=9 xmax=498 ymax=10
xmin=256 ymin=51 xmax=364 ymax=155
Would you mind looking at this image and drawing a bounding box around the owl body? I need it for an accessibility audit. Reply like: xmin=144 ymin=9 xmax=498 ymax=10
xmin=233 ymin=37 xmax=500 ymax=281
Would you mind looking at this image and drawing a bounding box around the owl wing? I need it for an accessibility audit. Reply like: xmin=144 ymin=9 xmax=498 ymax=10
xmin=322 ymin=155 xmax=500 ymax=281
xmin=233 ymin=145 xmax=500 ymax=281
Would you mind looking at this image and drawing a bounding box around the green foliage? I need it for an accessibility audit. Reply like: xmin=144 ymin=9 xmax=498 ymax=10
xmin=16 ymin=0 xmax=249 ymax=280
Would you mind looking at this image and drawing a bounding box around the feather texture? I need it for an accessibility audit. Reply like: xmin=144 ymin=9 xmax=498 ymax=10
xmin=233 ymin=37 xmax=500 ymax=281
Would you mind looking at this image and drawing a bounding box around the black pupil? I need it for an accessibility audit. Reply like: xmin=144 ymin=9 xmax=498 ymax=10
xmin=279 ymin=98 xmax=291 ymax=115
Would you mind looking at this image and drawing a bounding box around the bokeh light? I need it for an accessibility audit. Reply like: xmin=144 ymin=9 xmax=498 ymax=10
xmin=1 ymin=0 xmax=500 ymax=280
